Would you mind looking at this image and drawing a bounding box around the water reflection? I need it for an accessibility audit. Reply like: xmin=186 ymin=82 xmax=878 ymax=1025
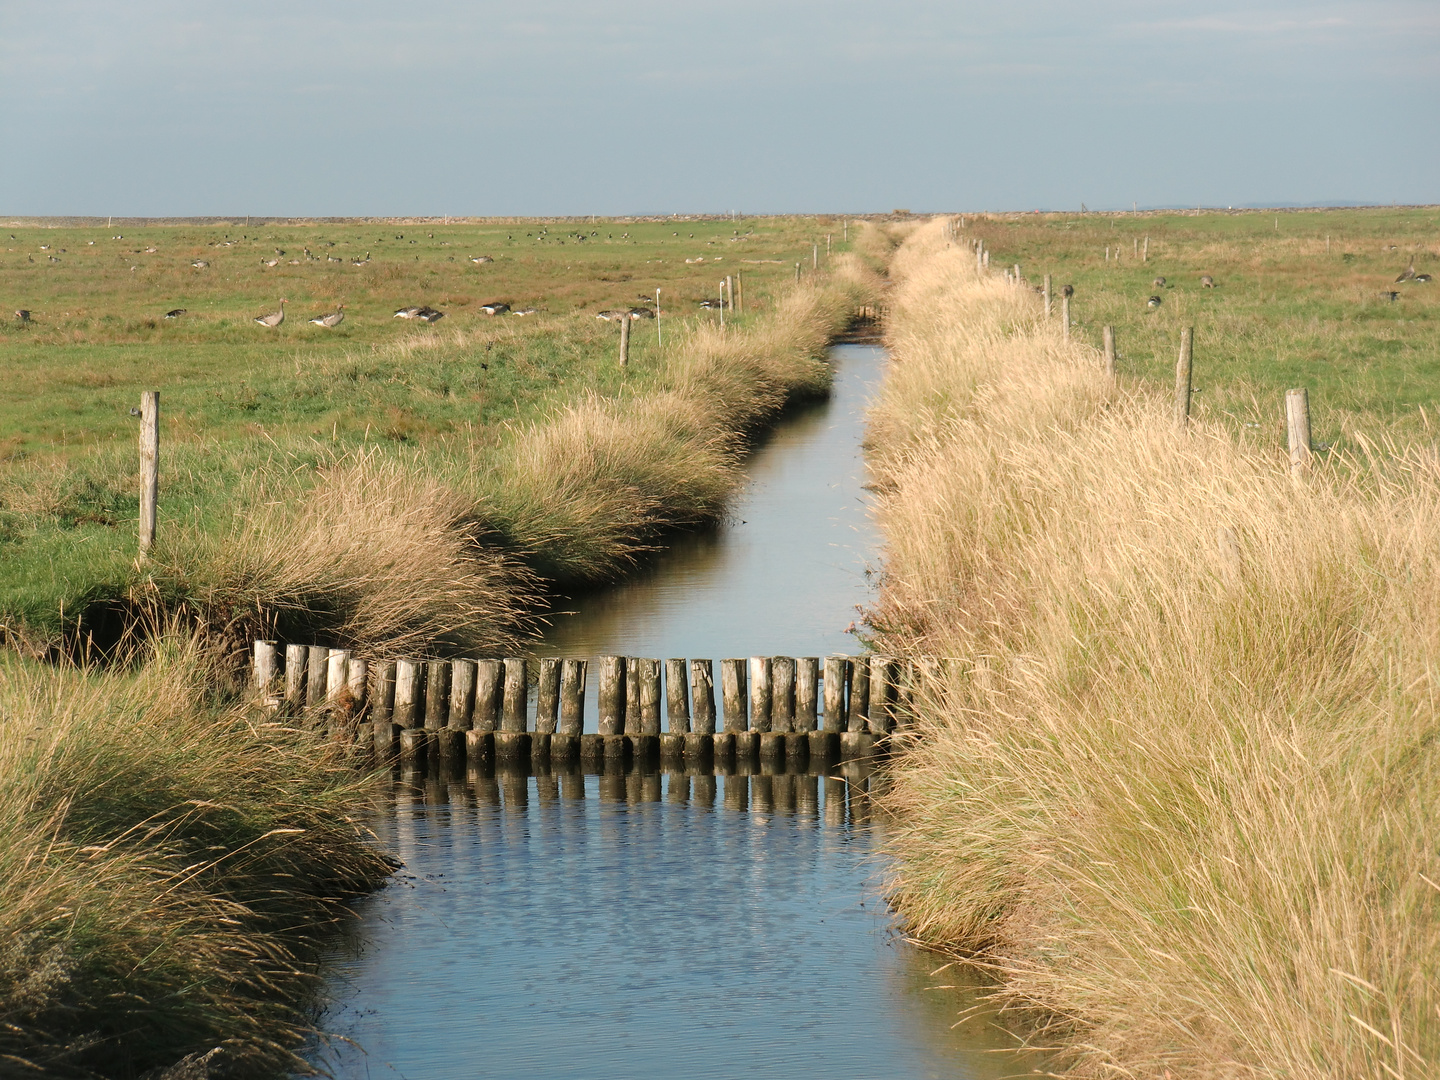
xmin=309 ymin=765 xmax=1036 ymax=1080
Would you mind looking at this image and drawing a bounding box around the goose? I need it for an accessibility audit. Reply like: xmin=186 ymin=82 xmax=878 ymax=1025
xmin=327 ymin=254 xmax=343 ymax=263
xmin=1200 ymin=275 xmax=1215 ymax=288
xmin=595 ymin=309 xmax=629 ymax=321
xmin=164 ymin=308 xmax=186 ymax=319
xmin=15 ymin=309 xmax=31 ymax=322
xmin=1061 ymin=284 xmax=1074 ymax=298
xmin=393 ymin=306 xmax=424 ymax=319
xmin=1146 ymin=295 xmax=1162 ymax=309
xmin=308 ymin=304 xmax=345 ymax=328
xmin=351 ymin=252 xmax=371 ymax=266
xmin=191 ymin=260 xmax=209 ymax=268
xmin=511 ymin=307 xmax=537 ymax=316
xmin=479 ymin=302 xmax=509 ymax=315
xmin=698 ymin=298 xmax=723 ymax=309
xmin=1152 ymin=275 xmax=1167 ymax=288
xmin=470 ymin=255 xmax=494 ymax=264
xmin=262 ymin=258 xmax=280 ymax=268
xmin=253 ymin=299 xmax=287 ymax=327
xmin=417 ymin=307 xmax=445 ymax=323
xmin=1416 ymin=273 xmax=1433 ymax=284
xmin=627 ymin=307 xmax=655 ymax=320
xmin=1396 ymin=259 xmax=1416 ymax=283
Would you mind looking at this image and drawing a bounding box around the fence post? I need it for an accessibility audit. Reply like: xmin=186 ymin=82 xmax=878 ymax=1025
xmin=1043 ymin=274 xmax=1051 ymax=317
xmin=1103 ymin=325 xmax=1116 ymax=375
xmin=619 ymin=314 xmax=630 ymax=367
xmin=139 ymin=391 xmax=159 ymax=554
xmin=1061 ymin=295 xmax=1071 ymax=341
xmin=1286 ymin=388 xmax=1312 ymax=480
xmin=1174 ymin=327 xmax=1194 ymax=429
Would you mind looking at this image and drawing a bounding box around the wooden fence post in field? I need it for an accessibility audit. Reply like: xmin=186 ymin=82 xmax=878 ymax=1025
xmin=139 ymin=391 xmax=159 ymax=554
xmin=718 ymin=281 xmax=725 ymax=329
xmin=1103 ymin=325 xmax=1116 ymax=375
xmin=1218 ymin=526 xmax=1243 ymax=587
xmin=1043 ymin=274 xmax=1051 ymax=316
xmin=284 ymin=644 xmax=308 ymax=708
xmin=812 ymin=243 xmax=818 ymax=269
xmin=619 ymin=314 xmax=630 ymax=367
xmin=795 ymin=262 xmax=801 ymax=282
xmin=1143 ymin=236 xmax=1149 ymax=261
xmin=1013 ymin=263 xmax=1021 ymax=284
xmin=976 ymin=243 xmax=983 ymax=273
xmin=252 ymin=641 xmax=278 ymax=697
xmin=655 ymin=288 xmax=662 ymax=348
xmin=1061 ymin=295 xmax=1071 ymax=341
xmin=735 ymin=270 xmax=743 ymax=314
xmin=1174 ymin=327 xmax=1194 ymax=429
xmin=982 ymin=250 xmax=990 ymax=269
xmin=1286 ymin=388 xmax=1312 ymax=480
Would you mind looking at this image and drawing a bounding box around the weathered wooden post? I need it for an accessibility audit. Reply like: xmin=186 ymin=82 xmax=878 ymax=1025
xmin=598 ymin=655 xmax=625 ymax=736
xmin=795 ymin=657 xmax=818 ymax=731
xmin=1143 ymin=236 xmax=1149 ymax=262
xmin=869 ymin=656 xmax=895 ymax=738
xmin=449 ymin=659 xmax=476 ymax=729
xmin=795 ymin=262 xmax=801 ymax=283
xmin=393 ymin=659 xmax=422 ymax=727
xmin=823 ymin=656 xmax=849 ymax=733
xmin=474 ymin=659 xmax=503 ymax=732
xmin=1061 ymin=295 xmax=1071 ymax=342
xmin=619 ymin=314 xmax=631 ymax=368
xmin=624 ymin=657 xmax=642 ymax=733
xmin=1175 ymin=327 xmax=1194 ymax=429
xmin=665 ymin=659 xmax=690 ymax=732
xmin=306 ymin=645 xmax=330 ymax=710
xmin=372 ymin=659 xmax=397 ymax=757
xmin=284 ymin=644 xmax=308 ymax=708
xmin=688 ymin=658 xmax=715 ymax=765
xmin=139 ymin=391 xmax=158 ymax=555
xmin=554 ymin=657 xmax=585 ymax=766
xmin=719 ymin=657 xmax=747 ymax=761
xmin=748 ymin=656 xmax=773 ymax=732
xmin=424 ymin=660 xmax=450 ymax=729
xmin=346 ymin=657 xmax=367 ymax=719
xmin=252 ymin=640 xmax=278 ymax=699
xmin=326 ymin=648 xmax=352 ymax=713
xmin=1013 ymin=263 xmax=1021 ymax=284
xmin=812 ymin=243 xmax=818 ymax=269
xmin=535 ymin=657 xmax=561 ymax=734
xmin=1103 ymin=325 xmax=1116 ymax=376
xmin=497 ymin=657 xmax=529 ymax=765
xmin=735 ymin=270 xmax=743 ymax=314
xmin=771 ymin=656 xmax=796 ymax=733
xmin=847 ymin=656 xmax=870 ymax=735
xmin=1043 ymin=274 xmax=1051 ymax=317
xmin=1286 ymin=388 xmax=1312 ymax=480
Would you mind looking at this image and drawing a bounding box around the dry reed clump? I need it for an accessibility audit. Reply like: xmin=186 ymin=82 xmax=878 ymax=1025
xmin=153 ymin=448 xmax=539 ymax=658
xmin=0 ymin=635 xmax=392 ymax=1078
xmin=870 ymin=217 xmax=1440 ymax=1079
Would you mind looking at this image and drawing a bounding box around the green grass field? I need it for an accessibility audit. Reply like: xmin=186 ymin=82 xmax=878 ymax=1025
xmin=0 ymin=215 xmax=863 ymax=650
xmin=966 ymin=207 xmax=1440 ymax=448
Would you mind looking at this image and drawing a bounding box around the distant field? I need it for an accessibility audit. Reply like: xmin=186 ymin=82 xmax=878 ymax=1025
xmin=968 ymin=207 xmax=1440 ymax=449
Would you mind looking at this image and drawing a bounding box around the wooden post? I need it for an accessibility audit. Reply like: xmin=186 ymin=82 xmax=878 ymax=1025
xmin=725 ymin=275 xmax=734 ymax=310
xmin=371 ymin=660 xmax=396 ymax=724
xmin=771 ymin=656 xmax=795 ymax=733
xmin=327 ymin=648 xmax=352 ymax=709
xmin=393 ymin=659 xmax=422 ymax=727
xmin=868 ymin=655 xmax=894 ymax=737
xmin=474 ymin=659 xmax=503 ymax=732
xmin=1286 ymin=388 xmax=1312 ymax=480
xmin=638 ymin=658 xmax=661 ymax=735
xmin=624 ymin=657 xmax=642 ymax=733
xmin=823 ymin=656 xmax=849 ymax=733
xmin=501 ymin=658 xmax=528 ymax=732
xmin=1143 ymin=236 xmax=1149 ymax=262
xmin=138 ymin=391 xmax=158 ymax=555
xmin=748 ymin=656 xmax=773 ymax=733
xmin=424 ymin=660 xmax=450 ymax=729
xmin=1043 ymin=274 xmax=1051 ymax=317
xmin=284 ymin=644 xmax=308 ymax=707
xmin=847 ymin=656 xmax=870 ymax=732
xmin=1103 ymin=325 xmax=1116 ymax=376
xmin=1013 ymin=263 xmax=1021 ymax=284
xmin=307 ymin=645 xmax=330 ymax=709
xmin=795 ymin=657 xmax=819 ymax=732
xmin=619 ymin=314 xmax=630 ymax=368
xmin=690 ymin=659 xmax=716 ymax=733
xmin=1175 ymin=327 xmax=1194 ymax=429
xmin=665 ymin=659 xmax=690 ymax=732
xmin=535 ymin=657 xmax=561 ymax=734
xmin=252 ymin=640 xmax=278 ymax=697
xmin=1218 ymin=526 xmax=1243 ymax=587
xmin=346 ymin=657 xmax=367 ymax=714
xmin=720 ymin=658 xmax=747 ymax=732
xmin=794 ymin=262 xmax=801 ymax=283
xmin=982 ymin=250 xmax=990 ymax=269
xmin=449 ymin=659 xmax=476 ymax=729
xmin=976 ymin=242 xmax=983 ymax=273
xmin=598 ymin=656 xmax=625 ymax=735
xmin=812 ymin=243 xmax=818 ymax=269
xmin=559 ymin=658 xmax=587 ymax=735
xmin=735 ymin=270 xmax=743 ymax=315
xmin=1061 ymin=295 xmax=1071 ymax=341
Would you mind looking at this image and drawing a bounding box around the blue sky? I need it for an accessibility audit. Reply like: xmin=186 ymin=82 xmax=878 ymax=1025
xmin=2 ymin=0 xmax=1435 ymax=215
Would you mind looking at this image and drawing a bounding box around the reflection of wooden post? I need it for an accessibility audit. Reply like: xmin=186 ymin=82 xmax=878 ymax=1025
xmin=139 ymin=391 xmax=159 ymax=554
xmin=1286 ymin=388 xmax=1312 ymax=480
xmin=1175 ymin=327 xmax=1194 ymax=429
xmin=1103 ymin=325 xmax=1116 ymax=376
xmin=619 ymin=315 xmax=630 ymax=367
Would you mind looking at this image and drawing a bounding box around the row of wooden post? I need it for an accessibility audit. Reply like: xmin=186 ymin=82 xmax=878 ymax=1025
xmin=252 ymin=645 xmax=929 ymax=769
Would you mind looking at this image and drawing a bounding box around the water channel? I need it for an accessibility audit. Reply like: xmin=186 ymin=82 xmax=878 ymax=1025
xmin=303 ymin=345 xmax=1030 ymax=1079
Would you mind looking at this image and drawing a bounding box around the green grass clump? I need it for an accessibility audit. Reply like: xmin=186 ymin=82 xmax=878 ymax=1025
xmin=0 ymin=637 xmax=392 ymax=1078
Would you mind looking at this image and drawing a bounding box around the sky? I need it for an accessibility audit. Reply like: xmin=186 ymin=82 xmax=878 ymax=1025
xmin=2 ymin=0 xmax=1436 ymax=216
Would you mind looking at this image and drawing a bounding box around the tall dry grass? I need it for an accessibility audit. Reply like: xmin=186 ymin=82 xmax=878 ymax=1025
xmin=0 ymin=636 xmax=391 ymax=1078
xmin=871 ymin=218 xmax=1440 ymax=1078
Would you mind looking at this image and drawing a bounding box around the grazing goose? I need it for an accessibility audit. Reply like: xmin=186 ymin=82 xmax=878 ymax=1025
xmin=1146 ymin=295 xmax=1162 ymax=309
xmin=393 ymin=306 xmax=424 ymax=319
xmin=595 ymin=309 xmax=629 ymax=321
xmin=470 ymin=255 xmax=494 ymax=264
xmin=164 ymin=308 xmax=186 ymax=319
xmin=1415 ymin=273 xmax=1433 ymax=284
xmin=262 ymin=258 xmax=280 ymax=268
xmin=1152 ymin=275 xmax=1167 ymax=288
xmin=327 ymin=254 xmax=343 ymax=263
xmin=627 ymin=307 xmax=655 ymax=320
xmin=191 ymin=259 xmax=209 ymax=268
xmin=511 ymin=307 xmax=537 ymax=316
xmin=15 ymin=309 xmax=31 ymax=322
xmin=417 ymin=306 xmax=445 ymax=323
xmin=253 ymin=299 xmax=287 ymax=327
xmin=308 ymin=304 xmax=345 ymax=328
xmin=1200 ymin=275 xmax=1215 ymax=288
xmin=1396 ymin=259 xmax=1416 ymax=283
xmin=479 ymin=302 xmax=509 ymax=316
xmin=1061 ymin=284 xmax=1074 ymax=298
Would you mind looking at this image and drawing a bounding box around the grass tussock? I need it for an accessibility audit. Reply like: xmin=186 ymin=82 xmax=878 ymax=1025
xmin=0 ymin=635 xmax=391 ymax=1078
xmin=870 ymin=218 xmax=1440 ymax=1078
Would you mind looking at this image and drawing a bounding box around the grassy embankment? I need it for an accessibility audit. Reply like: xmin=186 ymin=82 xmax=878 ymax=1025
xmin=0 ymin=216 xmax=880 ymax=1077
xmin=869 ymin=215 xmax=1440 ymax=1078
xmin=1 ymin=216 xmax=875 ymax=657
